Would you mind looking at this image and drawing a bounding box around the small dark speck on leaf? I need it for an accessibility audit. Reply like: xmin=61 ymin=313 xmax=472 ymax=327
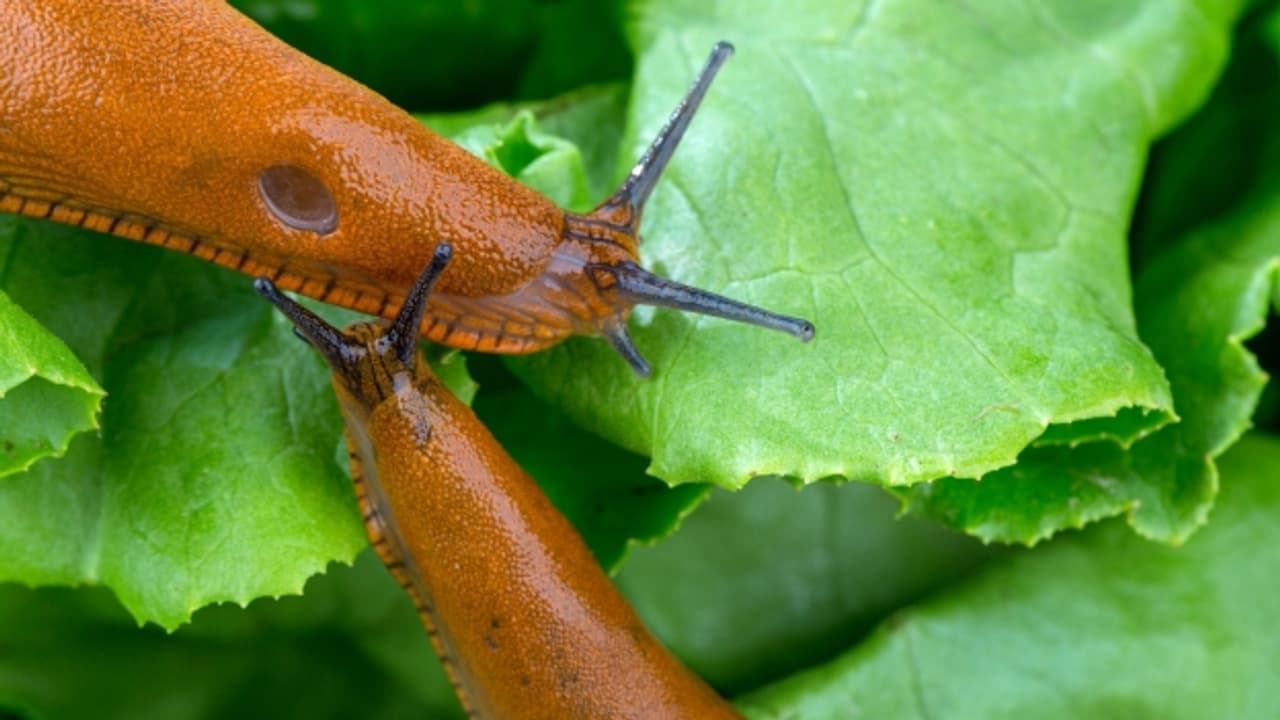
xmin=2 ymin=441 xmax=12 ymax=453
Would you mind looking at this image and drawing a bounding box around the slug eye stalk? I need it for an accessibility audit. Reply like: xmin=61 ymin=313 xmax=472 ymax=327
xmin=384 ymin=243 xmax=453 ymax=364
xmin=580 ymin=41 xmax=815 ymax=375
xmin=603 ymin=41 xmax=737 ymax=220
xmin=255 ymin=243 xmax=455 ymax=371
xmin=252 ymin=276 xmax=360 ymax=370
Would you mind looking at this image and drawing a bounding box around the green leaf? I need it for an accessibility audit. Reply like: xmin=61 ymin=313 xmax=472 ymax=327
xmin=615 ymin=479 xmax=993 ymax=695
xmin=471 ymin=358 xmax=709 ymax=571
xmin=0 ymin=0 xmax=1258 ymax=641
xmin=1133 ymin=3 xmax=1280 ymax=264
xmin=0 ymin=285 xmax=103 ymax=477
xmin=0 ymin=223 xmax=367 ymax=629
xmin=5 ymin=3 xmax=1280 ymax=714
xmin=736 ymin=432 xmax=1280 ymax=719
xmin=501 ymin=0 xmax=1246 ymax=546
xmin=450 ymin=111 xmax=594 ymax=212
xmin=419 ymin=83 xmax=630 ymax=209
xmin=899 ymin=5 xmax=1280 ymax=543
xmin=0 ymin=478 xmax=989 ymax=720
xmin=509 ymin=0 xmax=631 ymax=102
xmin=0 ymin=552 xmax=465 ymax=720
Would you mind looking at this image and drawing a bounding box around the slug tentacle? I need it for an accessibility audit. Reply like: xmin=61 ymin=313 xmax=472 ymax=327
xmin=554 ymin=41 xmax=814 ymax=375
xmin=254 ymin=244 xmax=456 ymax=408
xmin=592 ymin=261 xmax=816 ymax=342
xmin=385 ymin=243 xmax=454 ymax=364
xmin=601 ymin=319 xmax=652 ymax=378
xmin=252 ymin=277 xmax=362 ymax=371
xmin=595 ymin=41 xmax=736 ymax=226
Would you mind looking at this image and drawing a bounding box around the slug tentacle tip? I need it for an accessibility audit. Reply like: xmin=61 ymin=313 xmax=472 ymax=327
xmin=599 ymin=41 xmax=737 ymax=228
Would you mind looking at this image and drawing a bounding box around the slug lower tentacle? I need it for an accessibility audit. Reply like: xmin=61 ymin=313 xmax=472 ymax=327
xmin=1 ymin=0 xmax=812 ymax=374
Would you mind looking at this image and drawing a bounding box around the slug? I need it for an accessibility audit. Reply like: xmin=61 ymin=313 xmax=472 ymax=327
xmin=254 ymin=244 xmax=744 ymax=719
xmin=1 ymin=0 xmax=813 ymax=375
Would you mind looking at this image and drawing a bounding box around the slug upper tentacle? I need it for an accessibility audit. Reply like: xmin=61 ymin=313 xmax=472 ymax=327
xmin=548 ymin=42 xmax=815 ymax=374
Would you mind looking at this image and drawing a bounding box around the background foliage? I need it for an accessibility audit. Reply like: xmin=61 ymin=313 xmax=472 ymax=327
xmin=2 ymin=0 xmax=1279 ymax=717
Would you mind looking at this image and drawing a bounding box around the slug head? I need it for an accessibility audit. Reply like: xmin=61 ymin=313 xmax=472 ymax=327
xmin=254 ymin=243 xmax=453 ymax=414
xmin=553 ymin=42 xmax=814 ymax=377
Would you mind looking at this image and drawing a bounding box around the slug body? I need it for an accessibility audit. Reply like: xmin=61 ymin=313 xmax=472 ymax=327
xmin=1 ymin=0 xmax=812 ymax=374
xmin=256 ymin=247 xmax=742 ymax=719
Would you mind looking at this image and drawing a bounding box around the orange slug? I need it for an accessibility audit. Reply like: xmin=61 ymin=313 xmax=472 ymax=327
xmin=1 ymin=0 xmax=813 ymax=375
xmin=254 ymin=244 xmax=744 ymax=719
